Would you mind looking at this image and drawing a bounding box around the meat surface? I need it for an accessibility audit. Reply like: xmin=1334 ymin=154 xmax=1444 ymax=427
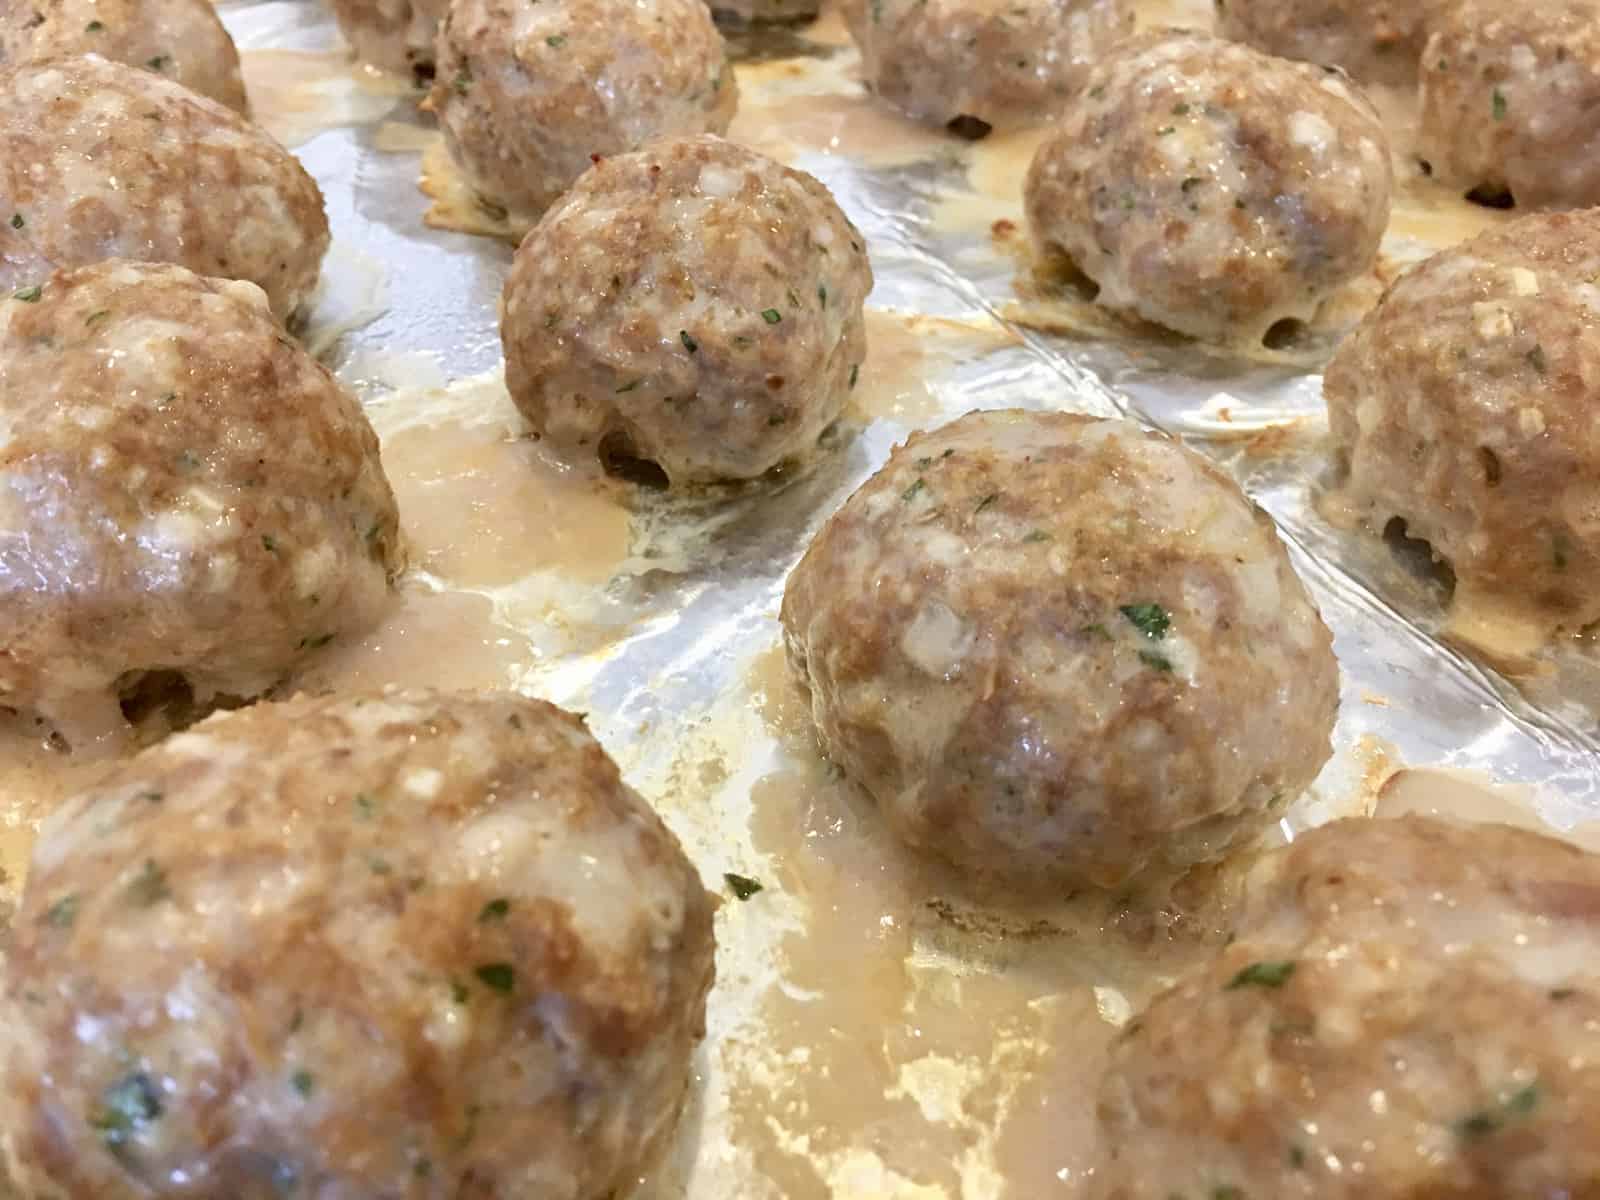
xmin=0 ymin=260 xmax=399 ymax=745
xmin=1096 ymin=815 xmax=1600 ymax=1198
xmin=1024 ymin=29 xmax=1393 ymax=344
xmin=780 ymin=409 xmax=1340 ymax=889
xmin=1216 ymin=0 xmax=1444 ymax=86
xmin=0 ymin=56 xmax=328 ymax=318
xmin=844 ymin=0 xmax=1132 ymax=134
xmin=0 ymin=0 xmax=248 ymax=112
xmin=1325 ymin=210 xmax=1600 ymax=634
xmin=0 ymin=689 xmax=716 ymax=1200
xmin=430 ymin=0 xmax=737 ymax=231
xmin=326 ymin=0 xmax=446 ymax=79
xmin=1418 ymin=0 xmax=1600 ymax=210
xmin=502 ymin=135 xmax=871 ymax=484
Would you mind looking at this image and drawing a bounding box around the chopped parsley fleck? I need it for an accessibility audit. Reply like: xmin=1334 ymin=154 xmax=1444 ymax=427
xmin=453 ymin=65 xmax=472 ymax=95
xmin=450 ymin=979 xmax=470 ymax=1005
xmin=1119 ymin=602 xmax=1170 ymax=640
xmin=545 ymin=33 xmax=566 ymax=47
xmin=1213 ymin=1188 xmax=1244 ymax=1200
xmin=1527 ymin=344 xmax=1547 ymax=373
xmin=261 ymin=534 xmax=279 ymax=552
xmin=85 ymin=18 xmax=103 ymax=29
xmin=615 ymin=379 xmax=641 ymax=393
xmin=8 ymin=213 xmax=21 ymax=229
xmin=44 ymin=894 xmax=79 ymax=928
xmin=291 ymin=1070 xmax=314 ymax=1098
xmin=1139 ymin=650 xmax=1174 ymax=672
xmin=85 ymin=309 xmax=111 ymax=326
xmin=973 ymin=492 xmax=999 ymax=515
xmin=1492 ymin=87 xmax=1507 ymax=120
xmin=1172 ymin=101 xmax=1191 ymax=115
xmin=478 ymin=898 xmax=510 ymax=923
xmin=1080 ymin=623 xmax=1111 ymax=641
xmin=91 ymin=1072 xmax=163 ymax=1151
xmin=761 ymin=308 xmax=782 ymax=324
xmin=1226 ymin=960 xmax=1296 ymax=990
xmin=724 ymin=872 xmax=764 ymax=900
xmin=849 ymin=363 xmax=860 ymax=388
xmin=1022 ymin=529 xmax=1052 ymax=543
xmin=13 ymin=285 xmax=41 ymax=302
xmin=1288 ymin=1145 xmax=1307 ymax=1169
xmin=1506 ymin=1083 xmax=1541 ymax=1115
xmin=367 ymin=856 xmax=393 ymax=876
xmin=147 ymin=54 xmax=170 ymax=70
xmin=817 ymin=283 xmax=828 ymax=307
xmin=299 ymin=633 xmax=335 ymax=650
xmin=1156 ymin=125 xmax=1175 ymax=136
xmin=1456 ymin=1110 xmax=1502 ymax=1141
xmin=354 ymin=793 xmax=376 ymax=818
xmin=475 ymin=962 xmax=515 ymax=993
xmin=902 ymin=477 xmax=926 ymax=502
xmin=289 ymin=1009 xmax=304 ymax=1032
xmin=679 ymin=329 xmax=699 ymax=354
xmin=127 ymin=860 xmax=170 ymax=907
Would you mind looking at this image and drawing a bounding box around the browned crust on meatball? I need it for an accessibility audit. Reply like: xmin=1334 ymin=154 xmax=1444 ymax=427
xmin=1216 ymin=0 xmax=1444 ymax=86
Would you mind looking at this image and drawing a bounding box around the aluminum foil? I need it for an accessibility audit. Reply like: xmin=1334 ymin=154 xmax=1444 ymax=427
xmin=9 ymin=0 xmax=1600 ymax=1194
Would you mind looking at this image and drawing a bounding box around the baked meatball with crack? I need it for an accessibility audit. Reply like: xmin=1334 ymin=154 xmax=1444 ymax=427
xmin=0 ymin=56 xmax=328 ymax=319
xmin=1025 ymin=29 xmax=1393 ymax=344
xmin=327 ymin=0 xmax=447 ymax=80
xmin=430 ymin=0 xmax=737 ymax=231
xmin=844 ymin=0 xmax=1132 ymax=135
xmin=780 ymin=410 xmax=1340 ymax=890
xmin=0 ymin=0 xmax=248 ymax=112
xmin=1418 ymin=0 xmax=1600 ymax=210
xmin=1325 ymin=210 xmax=1600 ymax=635
xmin=0 ymin=260 xmax=399 ymax=745
xmin=1215 ymin=0 xmax=1443 ymax=86
xmin=502 ymin=134 xmax=871 ymax=484
xmin=0 ymin=688 xmax=717 ymax=1200
xmin=1095 ymin=815 xmax=1600 ymax=1199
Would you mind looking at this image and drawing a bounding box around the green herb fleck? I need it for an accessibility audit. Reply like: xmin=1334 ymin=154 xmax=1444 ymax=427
xmin=1119 ymin=602 xmax=1170 ymax=640
xmin=291 ymin=1070 xmax=314 ymax=1098
xmin=289 ymin=1009 xmax=304 ymax=1032
xmin=817 ymin=283 xmax=828 ymax=307
xmin=1156 ymin=125 xmax=1175 ymax=136
xmin=91 ymin=1072 xmax=163 ymax=1151
xmin=85 ymin=18 xmax=103 ymax=29
xmin=1213 ymin=1188 xmax=1244 ymax=1200
xmin=147 ymin=54 xmax=169 ymax=70
xmin=8 ymin=213 xmax=21 ymax=229
xmin=13 ymin=285 xmax=41 ymax=302
xmin=973 ymin=492 xmax=999 ymax=515
xmin=475 ymin=962 xmax=515 ymax=993
xmin=85 ymin=309 xmax=110 ymax=326
xmin=44 ymin=894 xmax=79 ymax=928
xmin=299 ymin=633 xmax=335 ymax=650
xmin=902 ymin=477 xmax=926 ymax=502
xmin=849 ymin=363 xmax=860 ymax=388
xmin=261 ymin=534 xmax=278 ymax=553
xmin=415 ymin=1159 xmax=433 ymax=1178
xmin=1505 ymin=1083 xmax=1540 ymax=1115
xmin=1455 ymin=1110 xmax=1502 ymax=1141
xmin=1172 ymin=101 xmax=1191 ymax=115
xmin=725 ymin=872 xmax=764 ymax=900
xmin=1288 ymin=1145 xmax=1307 ymax=1169
xmin=368 ymin=856 xmax=393 ymax=876
xmin=1492 ymin=87 xmax=1507 ymax=120
xmin=453 ymin=65 xmax=472 ymax=95
xmin=450 ymin=979 xmax=470 ymax=1005
xmin=679 ymin=329 xmax=699 ymax=354
xmin=1080 ymin=623 xmax=1111 ymax=641
xmin=1226 ymin=960 xmax=1296 ymax=990
xmin=478 ymin=898 xmax=510 ymax=923
xmin=761 ymin=308 xmax=782 ymax=324
xmin=127 ymin=860 xmax=170 ymax=907
xmin=354 ymin=793 xmax=376 ymax=818
xmin=615 ymin=379 xmax=641 ymax=393
xmin=1527 ymin=344 xmax=1547 ymax=374
xmin=1139 ymin=650 xmax=1174 ymax=672
xmin=1022 ymin=529 xmax=1052 ymax=543
xmin=545 ymin=33 xmax=566 ymax=47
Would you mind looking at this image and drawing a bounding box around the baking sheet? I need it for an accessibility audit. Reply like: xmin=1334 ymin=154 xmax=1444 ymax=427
xmin=5 ymin=0 xmax=1600 ymax=1195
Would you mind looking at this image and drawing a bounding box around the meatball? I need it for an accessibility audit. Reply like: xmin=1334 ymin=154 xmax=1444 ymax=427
xmin=501 ymin=134 xmax=872 ymax=484
xmin=1215 ymin=0 xmax=1442 ymax=86
xmin=0 ymin=56 xmax=327 ymax=318
xmin=0 ymin=689 xmax=717 ymax=1199
xmin=1417 ymin=1 xmax=1600 ymax=210
xmin=326 ymin=0 xmax=446 ymax=80
xmin=779 ymin=410 xmax=1340 ymax=890
xmin=429 ymin=0 xmax=737 ymax=231
xmin=1095 ymin=815 xmax=1600 ymax=1199
xmin=844 ymin=0 xmax=1132 ymax=135
xmin=1024 ymin=29 xmax=1393 ymax=344
xmin=0 ymin=0 xmax=249 ymax=113
xmin=0 ymin=260 xmax=399 ymax=744
xmin=1325 ymin=210 xmax=1600 ymax=634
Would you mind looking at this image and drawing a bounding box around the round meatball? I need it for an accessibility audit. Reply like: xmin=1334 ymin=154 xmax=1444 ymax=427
xmin=1418 ymin=0 xmax=1600 ymax=210
xmin=430 ymin=0 xmax=737 ymax=230
xmin=502 ymin=135 xmax=872 ymax=484
xmin=845 ymin=0 xmax=1132 ymax=135
xmin=0 ymin=0 xmax=248 ymax=112
xmin=0 ymin=689 xmax=717 ymax=1199
xmin=1095 ymin=815 xmax=1600 ymax=1199
xmin=0 ymin=56 xmax=328 ymax=318
xmin=0 ymin=260 xmax=400 ymax=744
xmin=326 ymin=0 xmax=446 ymax=80
xmin=1325 ymin=210 xmax=1600 ymax=634
xmin=1215 ymin=0 xmax=1442 ymax=86
xmin=1024 ymin=29 xmax=1393 ymax=344
xmin=779 ymin=410 xmax=1340 ymax=890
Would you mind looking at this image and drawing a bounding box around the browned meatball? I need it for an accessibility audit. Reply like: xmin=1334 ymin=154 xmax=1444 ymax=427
xmin=326 ymin=0 xmax=447 ymax=80
xmin=0 ymin=689 xmax=717 ymax=1200
xmin=0 ymin=56 xmax=327 ymax=318
xmin=1024 ymin=29 xmax=1393 ymax=344
xmin=844 ymin=0 xmax=1132 ymax=134
xmin=0 ymin=0 xmax=249 ymax=112
xmin=1215 ymin=0 xmax=1444 ymax=86
xmin=429 ymin=0 xmax=737 ymax=232
xmin=1325 ymin=210 xmax=1600 ymax=635
xmin=780 ymin=410 xmax=1340 ymax=890
xmin=1418 ymin=0 xmax=1600 ymax=210
xmin=1096 ymin=816 xmax=1600 ymax=1199
xmin=501 ymin=135 xmax=872 ymax=484
xmin=0 ymin=260 xmax=399 ymax=745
